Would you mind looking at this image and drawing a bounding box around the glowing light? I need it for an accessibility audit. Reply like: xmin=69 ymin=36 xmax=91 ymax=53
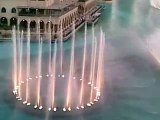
xmin=18 ymin=98 xmax=22 ymax=101
xmin=97 ymin=91 xmax=101 ymax=97
xmin=88 ymin=82 xmax=91 ymax=85
xmin=48 ymin=108 xmax=51 ymax=111
xmin=63 ymin=108 xmax=66 ymax=111
xmin=39 ymin=106 xmax=43 ymax=110
xmin=94 ymin=99 xmax=98 ymax=102
xmin=81 ymin=106 xmax=84 ymax=109
xmin=53 ymin=107 xmax=57 ymax=111
xmin=73 ymin=77 xmax=76 ymax=79
xmin=87 ymin=103 xmax=91 ymax=106
xmin=35 ymin=76 xmax=38 ymax=78
xmin=23 ymin=101 xmax=27 ymax=104
xmin=13 ymin=90 xmax=16 ymax=95
xmin=68 ymin=107 xmax=71 ymax=111
xmin=27 ymin=103 xmax=31 ymax=106
xmin=34 ymin=105 xmax=38 ymax=109
xmin=16 ymin=96 xmax=20 ymax=99
xmin=90 ymin=102 xmax=94 ymax=105
xmin=62 ymin=75 xmax=65 ymax=78
xmin=76 ymin=106 xmax=80 ymax=109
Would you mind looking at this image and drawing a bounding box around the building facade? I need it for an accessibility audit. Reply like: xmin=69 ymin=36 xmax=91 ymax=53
xmin=0 ymin=0 xmax=97 ymax=39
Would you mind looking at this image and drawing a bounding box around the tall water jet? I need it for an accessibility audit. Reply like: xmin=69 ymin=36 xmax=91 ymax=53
xmin=36 ymin=23 xmax=42 ymax=107
xmin=89 ymin=23 xmax=97 ymax=103
xmin=12 ymin=26 xmax=17 ymax=94
xmin=89 ymin=23 xmax=95 ymax=85
xmin=80 ymin=22 xmax=87 ymax=106
xmin=51 ymin=40 xmax=57 ymax=109
xmin=48 ymin=18 xmax=52 ymax=74
xmin=60 ymin=22 xmax=64 ymax=75
xmin=90 ymin=38 xmax=97 ymax=103
xmin=25 ymin=19 xmax=31 ymax=104
xmin=66 ymin=22 xmax=76 ymax=108
xmin=18 ymin=30 xmax=23 ymax=99
xmin=96 ymin=29 xmax=105 ymax=99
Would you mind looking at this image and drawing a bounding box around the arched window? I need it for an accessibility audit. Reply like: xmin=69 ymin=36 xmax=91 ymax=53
xmin=11 ymin=8 xmax=16 ymax=13
xmin=10 ymin=17 xmax=17 ymax=26
xmin=0 ymin=17 xmax=8 ymax=26
xmin=1 ymin=7 xmax=6 ymax=13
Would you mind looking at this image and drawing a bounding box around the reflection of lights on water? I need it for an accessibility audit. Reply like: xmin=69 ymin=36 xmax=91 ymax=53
xmin=73 ymin=77 xmax=76 ymax=79
xmin=18 ymin=98 xmax=22 ymax=101
xmin=62 ymin=75 xmax=65 ymax=78
xmin=80 ymin=79 xmax=82 ymax=81
xmin=81 ymin=106 xmax=84 ymax=109
xmin=68 ymin=107 xmax=71 ymax=111
xmin=29 ymin=78 xmax=32 ymax=80
xmin=76 ymin=106 xmax=80 ymax=109
xmin=63 ymin=108 xmax=66 ymax=111
xmin=39 ymin=106 xmax=43 ymax=110
xmin=90 ymin=102 xmax=94 ymax=105
xmin=46 ymin=74 xmax=49 ymax=77
xmin=27 ymin=103 xmax=31 ymax=106
xmin=53 ymin=107 xmax=57 ymax=112
xmin=97 ymin=91 xmax=101 ymax=97
xmin=39 ymin=76 xmax=42 ymax=78
xmin=88 ymin=82 xmax=91 ymax=85
xmin=16 ymin=96 xmax=20 ymax=99
xmin=23 ymin=101 xmax=27 ymax=104
xmin=34 ymin=105 xmax=38 ymax=109
xmin=35 ymin=76 xmax=38 ymax=78
xmin=94 ymin=99 xmax=98 ymax=102
xmin=13 ymin=90 xmax=17 ymax=95
xmin=48 ymin=108 xmax=51 ymax=111
xmin=50 ymin=74 xmax=53 ymax=77
xmin=87 ymin=103 xmax=91 ymax=106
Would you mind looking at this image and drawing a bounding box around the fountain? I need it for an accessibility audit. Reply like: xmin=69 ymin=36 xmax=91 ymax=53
xmin=11 ymin=21 xmax=105 ymax=116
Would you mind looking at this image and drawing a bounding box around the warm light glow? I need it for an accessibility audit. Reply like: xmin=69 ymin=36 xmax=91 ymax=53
xmin=39 ymin=106 xmax=43 ymax=110
xmin=81 ymin=106 xmax=84 ymax=109
xmin=48 ymin=108 xmax=51 ymax=111
xmin=23 ymin=101 xmax=27 ymax=104
xmin=12 ymin=21 xmax=105 ymax=113
xmin=53 ymin=107 xmax=57 ymax=112
xmin=27 ymin=103 xmax=31 ymax=106
xmin=68 ymin=107 xmax=71 ymax=111
xmin=76 ymin=106 xmax=80 ymax=109
xmin=34 ymin=105 xmax=38 ymax=109
xmin=63 ymin=108 xmax=66 ymax=112
xmin=87 ymin=103 xmax=91 ymax=106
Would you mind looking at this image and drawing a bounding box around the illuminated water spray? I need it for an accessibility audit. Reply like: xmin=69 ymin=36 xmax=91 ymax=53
xmin=12 ymin=22 xmax=105 ymax=113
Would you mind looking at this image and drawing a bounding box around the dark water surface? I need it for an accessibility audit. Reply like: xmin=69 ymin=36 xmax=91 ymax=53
xmin=1 ymin=0 xmax=160 ymax=120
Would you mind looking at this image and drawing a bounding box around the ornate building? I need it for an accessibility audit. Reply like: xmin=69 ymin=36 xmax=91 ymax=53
xmin=0 ymin=0 xmax=98 ymax=39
